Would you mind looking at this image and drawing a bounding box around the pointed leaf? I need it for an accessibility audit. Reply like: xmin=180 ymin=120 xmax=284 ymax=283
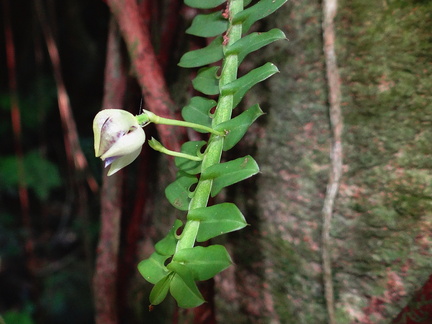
xmin=233 ymin=0 xmax=288 ymax=33
xmin=226 ymin=29 xmax=287 ymax=64
xmin=186 ymin=11 xmax=228 ymax=37
xmin=192 ymin=66 xmax=220 ymax=95
xmin=188 ymin=203 xmax=248 ymax=241
xmin=165 ymin=173 xmax=198 ymax=211
xmin=179 ymin=36 xmax=223 ymax=68
xmin=215 ymin=104 xmax=264 ymax=151
xmin=171 ymin=245 xmax=232 ymax=280
xmin=182 ymin=96 xmax=215 ymax=131
xmin=221 ymin=62 xmax=279 ymax=109
xmin=149 ymin=273 xmax=173 ymax=306
xmin=185 ymin=0 xmax=226 ymax=9
xmin=168 ymin=263 xmax=205 ymax=308
xmin=138 ymin=252 xmax=170 ymax=284
xmin=175 ymin=141 xmax=206 ymax=175
xmin=202 ymin=155 xmax=260 ymax=196
xmin=154 ymin=219 xmax=183 ymax=256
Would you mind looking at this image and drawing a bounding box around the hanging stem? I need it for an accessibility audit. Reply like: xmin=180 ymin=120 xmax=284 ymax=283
xmin=175 ymin=0 xmax=244 ymax=251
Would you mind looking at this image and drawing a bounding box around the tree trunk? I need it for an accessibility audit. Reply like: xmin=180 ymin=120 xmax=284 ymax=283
xmin=215 ymin=0 xmax=432 ymax=323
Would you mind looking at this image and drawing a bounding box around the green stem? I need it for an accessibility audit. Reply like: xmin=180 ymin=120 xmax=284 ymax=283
xmin=148 ymin=138 xmax=203 ymax=161
xmin=176 ymin=0 xmax=244 ymax=251
xmin=137 ymin=110 xmax=224 ymax=136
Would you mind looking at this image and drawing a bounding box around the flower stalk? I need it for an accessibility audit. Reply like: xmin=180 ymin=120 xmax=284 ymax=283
xmin=137 ymin=110 xmax=225 ymax=136
xmin=148 ymin=138 xmax=203 ymax=161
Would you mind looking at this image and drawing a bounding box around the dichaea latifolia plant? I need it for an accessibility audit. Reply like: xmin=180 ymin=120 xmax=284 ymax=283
xmin=93 ymin=0 xmax=287 ymax=308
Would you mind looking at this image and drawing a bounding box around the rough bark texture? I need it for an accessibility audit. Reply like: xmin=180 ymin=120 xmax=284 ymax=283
xmin=214 ymin=0 xmax=432 ymax=323
xmin=93 ymin=171 xmax=123 ymax=324
xmin=93 ymin=19 xmax=126 ymax=324
xmin=334 ymin=1 xmax=432 ymax=322
xmin=106 ymin=0 xmax=185 ymax=154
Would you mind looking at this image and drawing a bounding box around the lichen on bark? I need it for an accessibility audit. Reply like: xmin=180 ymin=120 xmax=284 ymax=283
xmin=215 ymin=0 xmax=432 ymax=323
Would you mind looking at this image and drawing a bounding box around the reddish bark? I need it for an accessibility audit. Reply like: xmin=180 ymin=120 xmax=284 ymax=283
xmin=392 ymin=275 xmax=432 ymax=324
xmin=34 ymin=0 xmax=98 ymax=193
xmin=93 ymin=170 xmax=123 ymax=324
xmin=3 ymin=0 xmax=34 ymax=270
xmin=101 ymin=2 xmax=218 ymax=322
xmin=158 ymin=0 xmax=183 ymax=70
xmin=35 ymin=0 xmax=96 ymax=289
xmin=117 ymin=146 xmax=151 ymax=322
xmin=93 ymin=19 xmax=127 ymax=324
xmin=106 ymin=0 xmax=185 ymax=153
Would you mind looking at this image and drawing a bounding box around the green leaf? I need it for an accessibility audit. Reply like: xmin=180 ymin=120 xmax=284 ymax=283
xmin=182 ymin=96 xmax=215 ymax=131
xmin=226 ymin=29 xmax=287 ymax=64
xmin=150 ymin=273 xmax=174 ymax=306
xmin=178 ymin=36 xmax=224 ymax=68
xmin=171 ymin=245 xmax=232 ymax=280
xmin=188 ymin=203 xmax=248 ymax=241
xmin=221 ymin=62 xmax=279 ymax=109
xmin=168 ymin=263 xmax=205 ymax=308
xmin=2 ymin=310 xmax=34 ymax=324
xmin=154 ymin=219 xmax=183 ymax=256
xmin=202 ymin=155 xmax=260 ymax=196
xmin=192 ymin=66 xmax=220 ymax=95
xmin=138 ymin=252 xmax=170 ymax=284
xmin=0 ymin=151 xmax=62 ymax=201
xmin=186 ymin=11 xmax=228 ymax=37
xmin=215 ymin=104 xmax=264 ymax=151
xmin=165 ymin=173 xmax=198 ymax=211
xmin=233 ymin=0 xmax=288 ymax=33
xmin=175 ymin=141 xmax=206 ymax=175
xmin=185 ymin=0 xmax=226 ymax=9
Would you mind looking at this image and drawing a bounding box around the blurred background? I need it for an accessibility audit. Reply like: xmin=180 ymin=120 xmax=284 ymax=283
xmin=1 ymin=0 xmax=432 ymax=323
xmin=1 ymin=0 xmax=109 ymax=323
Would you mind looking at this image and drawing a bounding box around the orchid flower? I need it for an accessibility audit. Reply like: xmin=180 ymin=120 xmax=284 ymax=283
xmin=93 ymin=109 xmax=145 ymax=176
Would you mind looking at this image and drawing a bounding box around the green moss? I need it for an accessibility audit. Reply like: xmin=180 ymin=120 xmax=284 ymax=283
xmin=336 ymin=1 xmax=432 ymax=314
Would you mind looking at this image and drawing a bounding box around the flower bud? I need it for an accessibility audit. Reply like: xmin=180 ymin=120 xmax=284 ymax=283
xmin=93 ymin=109 xmax=145 ymax=176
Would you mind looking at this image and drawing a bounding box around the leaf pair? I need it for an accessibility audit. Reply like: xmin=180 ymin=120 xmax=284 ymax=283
xmin=182 ymin=98 xmax=264 ymax=151
xmin=166 ymin=155 xmax=260 ymax=210
xmin=180 ymin=29 xmax=286 ymax=68
xmin=147 ymin=265 xmax=203 ymax=308
xmin=139 ymin=242 xmax=234 ymax=307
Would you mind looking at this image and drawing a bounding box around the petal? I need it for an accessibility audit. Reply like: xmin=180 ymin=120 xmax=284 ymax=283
xmin=106 ymin=147 xmax=142 ymax=176
xmin=93 ymin=109 xmax=141 ymax=157
xmin=104 ymin=156 xmax=117 ymax=167
xmin=100 ymin=125 xmax=145 ymax=159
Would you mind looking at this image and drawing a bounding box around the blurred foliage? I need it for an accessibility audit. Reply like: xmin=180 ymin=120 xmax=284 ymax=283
xmin=2 ymin=310 xmax=34 ymax=324
xmin=0 ymin=0 xmax=108 ymax=322
xmin=39 ymin=265 xmax=93 ymax=324
xmin=0 ymin=151 xmax=62 ymax=201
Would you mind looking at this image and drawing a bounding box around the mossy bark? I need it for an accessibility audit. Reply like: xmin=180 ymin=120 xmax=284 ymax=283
xmin=215 ymin=0 xmax=432 ymax=323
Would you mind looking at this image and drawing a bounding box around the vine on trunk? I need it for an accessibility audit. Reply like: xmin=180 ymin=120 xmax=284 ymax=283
xmin=321 ymin=0 xmax=343 ymax=323
xmin=93 ymin=0 xmax=287 ymax=308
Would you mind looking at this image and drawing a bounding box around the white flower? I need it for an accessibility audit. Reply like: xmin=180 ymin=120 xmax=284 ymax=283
xmin=93 ymin=109 xmax=145 ymax=176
